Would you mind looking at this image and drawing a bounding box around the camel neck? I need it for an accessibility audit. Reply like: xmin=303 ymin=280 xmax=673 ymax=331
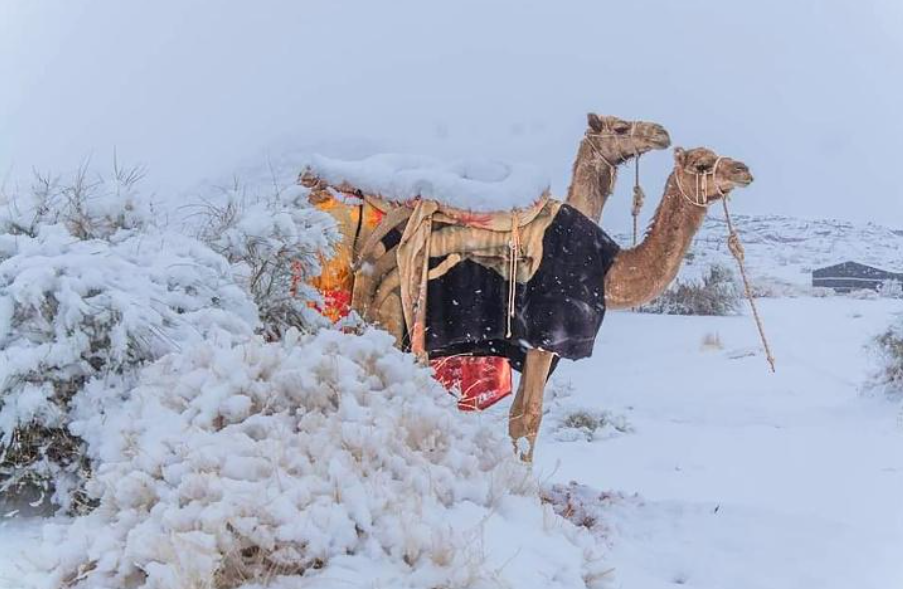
xmin=565 ymin=138 xmax=620 ymax=224
xmin=603 ymin=172 xmax=708 ymax=309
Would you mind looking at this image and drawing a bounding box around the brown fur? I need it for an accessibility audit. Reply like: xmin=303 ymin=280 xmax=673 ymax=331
xmin=604 ymin=147 xmax=754 ymax=309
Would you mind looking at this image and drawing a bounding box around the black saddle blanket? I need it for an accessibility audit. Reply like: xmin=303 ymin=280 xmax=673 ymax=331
xmin=423 ymin=204 xmax=620 ymax=372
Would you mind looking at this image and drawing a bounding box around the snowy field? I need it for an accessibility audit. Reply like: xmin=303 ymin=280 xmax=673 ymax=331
xmin=536 ymin=297 xmax=903 ymax=588
xmin=2 ymin=295 xmax=901 ymax=588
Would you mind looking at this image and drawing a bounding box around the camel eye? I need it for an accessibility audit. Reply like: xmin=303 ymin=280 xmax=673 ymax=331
xmin=695 ymin=163 xmax=710 ymax=172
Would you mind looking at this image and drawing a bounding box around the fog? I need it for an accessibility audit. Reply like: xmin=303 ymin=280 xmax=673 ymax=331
xmin=2 ymin=0 xmax=901 ymax=230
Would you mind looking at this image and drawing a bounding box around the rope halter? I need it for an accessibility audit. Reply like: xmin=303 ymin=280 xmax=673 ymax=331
xmin=583 ymin=122 xmax=641 ymax=194
xmin=674 ymin=155 xmax=727 ymax=208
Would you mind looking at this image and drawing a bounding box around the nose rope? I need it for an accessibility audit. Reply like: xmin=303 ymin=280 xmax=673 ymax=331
xmin=631 ymin=153 xmax=645 ymax=246
xmin=678 ymin=156 xmax=775 ymax=372
xmin=714 ymin=155 xmax=776 ymax=373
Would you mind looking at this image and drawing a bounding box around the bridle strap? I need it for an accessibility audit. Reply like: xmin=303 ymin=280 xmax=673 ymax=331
xmin=674 ymin=155 xmax=728 ymax=208
xmin=583 ymin=122 xmax=641 ymax=194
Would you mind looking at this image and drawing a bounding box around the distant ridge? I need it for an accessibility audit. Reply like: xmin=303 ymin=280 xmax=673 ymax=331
xmin=615 ymin=214 xmax=903 ymax=290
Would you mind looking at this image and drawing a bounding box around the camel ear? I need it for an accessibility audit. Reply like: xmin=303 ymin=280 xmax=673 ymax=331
xmin=673 ymin=147 xmax=686 ymax=164
xmin=587 ymin=113 xmax=603 ymax=132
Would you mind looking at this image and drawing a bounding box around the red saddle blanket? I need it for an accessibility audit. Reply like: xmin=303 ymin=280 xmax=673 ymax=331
xmin=430 ymin=355 xmax=512 ymax=411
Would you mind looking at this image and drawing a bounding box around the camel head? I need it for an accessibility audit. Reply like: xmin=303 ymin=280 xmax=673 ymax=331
xmin=672 ymin=147 xmax=753 ymax=203
xmin=585 ymin=113 xmax=671 ymax=163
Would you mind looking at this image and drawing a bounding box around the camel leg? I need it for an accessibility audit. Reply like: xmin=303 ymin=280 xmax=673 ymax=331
xmin=508 ymin=349 xmax=555 ymax=463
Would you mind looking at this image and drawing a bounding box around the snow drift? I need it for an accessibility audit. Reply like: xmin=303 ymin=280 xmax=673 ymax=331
xmin=39 ymin=329 xmax=609 ymax=589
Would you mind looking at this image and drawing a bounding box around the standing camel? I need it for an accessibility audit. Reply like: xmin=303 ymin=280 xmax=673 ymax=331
xmin=509 ymin=146 xmax=753 ymax=460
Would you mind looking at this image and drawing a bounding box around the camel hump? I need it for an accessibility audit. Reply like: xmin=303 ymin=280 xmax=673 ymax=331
xmin=299 ymin=153 xmax=550 ymax=214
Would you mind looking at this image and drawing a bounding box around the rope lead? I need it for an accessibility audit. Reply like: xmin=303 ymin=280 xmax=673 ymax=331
xmin=631 ymin=155 xmax=645 ymax=246
xmin=721 ymin=198 xmax=776 ymax=372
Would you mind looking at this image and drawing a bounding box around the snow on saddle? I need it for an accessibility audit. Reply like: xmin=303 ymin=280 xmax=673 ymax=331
xmin=301 ymin=153 xmax=550 ymax=213
xmin=301 ymin=154 xmax=619 ymax=409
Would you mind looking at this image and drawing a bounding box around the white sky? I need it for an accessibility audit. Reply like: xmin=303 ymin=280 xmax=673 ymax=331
xmin=1 ymin=0 xmax=902 ymax=230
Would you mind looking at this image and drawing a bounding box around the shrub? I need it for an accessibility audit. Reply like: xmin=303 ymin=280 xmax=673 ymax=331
xmin=556 ymin=409 xmax=632 ymax=442
xmin=195 ymin=179 xmax=339 ymax=339
xmin=870 ymin=321 xmax=903 ymax=398
xmin=39 ymin=330 xmax=610 ymax=589
xmin=0 ymin=167 xmax=260 ymax=511
xmin=638 ymin=263 xmax=741 ymax=316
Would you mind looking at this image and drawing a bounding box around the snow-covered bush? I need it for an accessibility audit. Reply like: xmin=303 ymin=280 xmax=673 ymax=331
xmin=869 ymin=320 xmax=903 ymax=399
xmin=40 ymin=329 xmax=609 ymax=589
xmin=3 ymin=162 xmax=155 ymax=240
xmin=638 ymin=263 xmax=741 ymax=316
xmin=0 ymin=168 xmax=259 ymax=511
xmin=195 ymin=179 xmax=339 ymax=339
xmin=554 ymin=409 xmax=632 ymax=443
xmin=542 ymin=482 xmax=635 ymax=540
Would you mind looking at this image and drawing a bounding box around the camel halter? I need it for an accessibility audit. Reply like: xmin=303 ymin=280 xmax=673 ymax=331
xmin=674 ymin=157 xmax=776 ymax=373
xmin=584 ymin=123 xmax=647 ymax=245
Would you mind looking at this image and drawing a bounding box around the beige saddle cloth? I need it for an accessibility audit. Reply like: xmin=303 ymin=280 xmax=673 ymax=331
xmin=302 ymin=173 xmax=562 ymax=361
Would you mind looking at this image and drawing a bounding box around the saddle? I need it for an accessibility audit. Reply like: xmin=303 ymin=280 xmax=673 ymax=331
xmin=301 ymin=170 xmax=562 ymax=360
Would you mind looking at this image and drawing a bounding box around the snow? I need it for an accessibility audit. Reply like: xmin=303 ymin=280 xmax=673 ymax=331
xmin=0 ymin=516 xmax=44 ymax=588
xmin=24 ymin=329 xmax=607 ymax=589
xmin=0 ymin=221 xmax=259 ymax=509
xmin=536 ymin=297 xmax=903 ymax=588
xmin=2 ymin=292 xmax=901 ymax=588
xmin=303 ymin=153 xmax=550 ymax=211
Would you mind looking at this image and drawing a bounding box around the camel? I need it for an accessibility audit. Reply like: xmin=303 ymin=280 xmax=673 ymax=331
xmin=508 ymin=146 xmax=753 ymax=460
xmin=565 ymin=113 xmax=671 ymax=224
xmin=301 ymin=122 xmax=754 ymax=463
xmin=320 ymin=112 xmax=671 ymax=345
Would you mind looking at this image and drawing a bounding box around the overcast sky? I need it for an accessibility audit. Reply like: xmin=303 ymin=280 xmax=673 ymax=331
xmin=1 ymin=0 xmax=902 ymax=231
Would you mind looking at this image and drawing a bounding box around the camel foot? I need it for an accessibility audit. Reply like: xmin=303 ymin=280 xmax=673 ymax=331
xmin=507 ymin=349 xmax=555 ymax=464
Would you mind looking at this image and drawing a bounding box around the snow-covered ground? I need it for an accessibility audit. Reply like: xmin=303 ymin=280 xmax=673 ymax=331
xmin=0 ymin=510 xmax=46 ymax=588
xmin=2 ymin=295 xmax=901 ymax=588
xmin=537 ymin=297 xmax=903 ymax=588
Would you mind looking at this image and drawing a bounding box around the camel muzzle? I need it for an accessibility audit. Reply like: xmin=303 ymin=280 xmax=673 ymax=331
xmin=731 ymin=163 xmax=754 ymax=186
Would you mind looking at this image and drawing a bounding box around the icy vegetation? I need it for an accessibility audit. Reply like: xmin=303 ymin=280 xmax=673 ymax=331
xmin=869 ymin=318 xmax=903 ymax=401
xmin=195 ymin=181 xmax=339 ymax=339
xmin=0 ymin=167 xmax=259 ymax=511
xmin=303 ymin=153 xmax=550 ymax=211
xmin=0 ymin=164 xmax=338 ymax=512
xmin=637 ymin=264 xmax=741 ymax=316
xmin=37 ymin=329 xmax=608 ymax=589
